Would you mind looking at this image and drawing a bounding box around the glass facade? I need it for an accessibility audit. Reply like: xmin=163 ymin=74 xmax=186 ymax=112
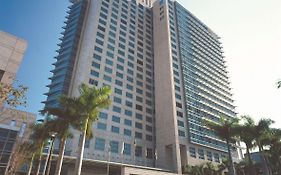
xmin=0 ymin=128 xmax=18 ymax=174
xmin=174 ymin=2 xmax=236 ymax=151
xmin=44 ymin=0 xmax=89 ymax=108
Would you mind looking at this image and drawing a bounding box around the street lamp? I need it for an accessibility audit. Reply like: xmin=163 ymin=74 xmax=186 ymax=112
xmin=106 ymin=144 xmax=111 ymax=175
xmin=42 ymin=131 xmax=57 ymax=175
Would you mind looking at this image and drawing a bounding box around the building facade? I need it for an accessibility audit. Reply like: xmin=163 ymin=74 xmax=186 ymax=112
xmin=44 ymin=0 xmax=239 ymax=174
xmin=0 ymin=31 xmax=36 ymax=174
xmin=0 ymin=31 xmax=27 ymax=85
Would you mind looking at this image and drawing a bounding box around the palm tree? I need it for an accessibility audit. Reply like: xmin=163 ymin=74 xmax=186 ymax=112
xmin=71 ymin=84 xmax=111 ymax=175
xmin=259 ymin=128 xmax=281 ymax=175
xmin=204 ymin=116 xmax=239 ymax=175
xmin=185 ymin=163 xmax=204 ymax=175
xmin=253 ymin=118 xmax=275 ymax=175
xmin=234 ymin=115 xmax=256 ymax=175
xmin=41 ymin=96 xmax=77 ymax=175
xmin=29 ymin=122 xmax=50 ymax=175
xmin=185 ymin=162 xmax=221 ymax=175
xmin=267 ymin=139 xmax=281 ymax=174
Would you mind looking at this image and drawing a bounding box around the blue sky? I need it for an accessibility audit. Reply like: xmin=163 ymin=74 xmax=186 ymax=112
xmin=1 ymin=0 xmax=281 ymax=126
xmin=0 ymin=0 xmax=69 ymax=116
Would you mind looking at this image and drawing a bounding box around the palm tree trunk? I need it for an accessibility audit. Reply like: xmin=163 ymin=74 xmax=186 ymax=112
xmin=74 ymin=117 xmax=89 ymax=175
xmin=27 ymin=154 xmax=35 ymax=175
xmin=54 ymin=137 xmax=67 ymax=175
xmin=246 ymin=145 xmax=256 ymax=175
xmin=226 ymin=139 xmax=236 ymax=175
xmin=35 ymin=145 xmax=43 ymax=175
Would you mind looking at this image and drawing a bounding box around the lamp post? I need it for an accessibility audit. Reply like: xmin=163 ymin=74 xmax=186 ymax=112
xmin=43 ymin=131 xmax=57 ymax=175
xmin=106 ymin=144 xmax=111 ymax=175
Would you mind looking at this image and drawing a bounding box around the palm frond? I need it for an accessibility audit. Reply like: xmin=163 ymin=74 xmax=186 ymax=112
xmin=277 ymin=80 xmax=281 ymax=89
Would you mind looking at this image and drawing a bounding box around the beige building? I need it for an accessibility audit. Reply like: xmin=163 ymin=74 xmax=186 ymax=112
xmin=0 ymin=31 xmax=27 ymax=85
xmin=0 ymin=31 xmax=36 ymax=174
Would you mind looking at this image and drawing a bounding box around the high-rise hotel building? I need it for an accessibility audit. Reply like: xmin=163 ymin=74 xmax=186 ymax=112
xmin=44 ymin=0 xmax=239 ymax=174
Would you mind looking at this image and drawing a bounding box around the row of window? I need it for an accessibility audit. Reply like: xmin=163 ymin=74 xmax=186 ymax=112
xmin=97 ymin=121 xmax=153 ymax=133
xmin=92 ymin=137 xmax=155 ymax=158
xmin=189 ymin=147 xmax=226 ymax=163
xmin=99 ymin=112 xmax=153 ymax=123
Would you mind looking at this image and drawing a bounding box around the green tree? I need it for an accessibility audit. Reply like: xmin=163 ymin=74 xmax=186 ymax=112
xmin=0 ymin=81 xmax=28 ymax=108
xmin=41 ymin=97 xmax=77 ymax=175
xmin=253 ymin=118 xmax=275 ymax=175
xmin=5 ymin=140 xmax=34 ymax=175
xmin=204 ymin=116 xmax=239 ymax=175
xmin=259 ymin=128 xmax=281 ymax=175
xmin=185 ymin=162 xmax=222 ymax=175
xmin=70 ymin=84 xmax=111 ymax=175
xmin=234 ymin=115 xmax=256 ymax=175
xmin=29 ymin=122 xmax=50 ymax=175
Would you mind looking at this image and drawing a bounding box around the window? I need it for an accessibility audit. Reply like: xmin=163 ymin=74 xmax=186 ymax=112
xmin=106 ymin=59 xmax=113 ymax=66
xmin=146 ymin=116 xmax=152 ymax=123
xmin=178 ymin=120 xmax=184 ymax=127
xmin=89 ymin=79 xmax=98 ymax=86
xmin=178 ymin=130 xmax=185 ymax=137
xmin=91 ymin=70 xmax=99 ymax=77
xmin=126 ymin=92 xmax=133 ymax=99
xmin=146 ymin=125 xmax=152 ymax=132
xmin=214 ymin=153 xmax=220 ymax=163
xmin=10 ymin=120 xmax=16 ymax=127
xmin=111 ymin=126 xmax=120 ymax=133
xmin=97 ymin=122 xmax=107 ymax=130
xmin=146 ymin=148 xmax=153 ymax=159
xmin=18 ymin=122 xmax=27 ymax=137
xmin=113 ymin=106 xmax=121 ymax=113
xmin=115 ymin=80 xmax=123 ymax=86
xmin=135 ymin=132 xmax=142 ymax=139
xmin=135 ymin=122 xmax=142 ymax=129
xmin=114 ymin=88 xmax=122 ymax=95
xmin=96 ymin=38 xmax=104 ymax=46
xmin=198 ymin=149 xmax=205 ymax=159
xmin=114 ymin=97 xmax=122 ymax=104
xmin=104 ymin=66 xmax=112 ymax=74
xmin=110 ymin=141 xmax=119 ymax=153
xmin=126 ymin=84 xmax=133 ymax=90
xmin=136 ymin=88 xmax=143 ymax=94
xmin=95 ymin=138 xmax=105 ymax=151
xmin=84 ymin=139 xmax=90 ymax=148
xmin=112 ymin=115 xmax=120 ymax=123
xmin=106 ymin=51 xmax=114 ymax=58
xmin=125 ymin=101 xmax=132 ymax=107
xmin=189 ymin=147 xmax=196 ymax=158
xmin=104 ymin=75 xmax=112 ymax=82
xmin=93 ymin=53 xmax=101 ymax=61
xmin=117 ymin=57 xmax=124 ymax=63
xmin=207 ymin=151 xmax=212 ymax=161
xmin=136 ymin=113 xmax=143 ymax=120
xmin=125 ymin=110 xmax=132 ymax=116
xmin=124 ymin=129 xmax=132 ymax=136
xmin=94 ymin=46 xmax=103 ymax=53
xmin=124 ymin=143 xmax=131 ymax=155
xmin=117 ymin=64 xmax=124 ymax=71
xmin=99 ymin=112 xmax=108 ymax=119
xmin=146 ymin=135 xmax=152 ymax=141
xmin=136 ymin=104 xmax=142 ymax=111
xmin=124 ymin=119 xmax=132 ymax=126
xmin=135 ymin=146 xmax=142 ymax=157
xmin=116 ymin=72 xmax=123 ymax=78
